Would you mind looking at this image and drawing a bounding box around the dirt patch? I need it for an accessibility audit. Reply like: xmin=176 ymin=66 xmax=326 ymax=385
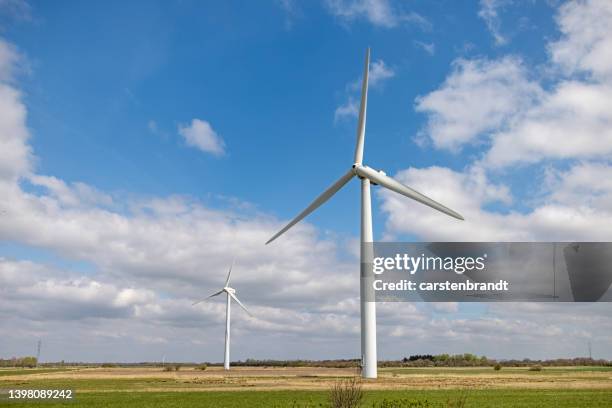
xmin=2 ymin=366 xmax=611 ymax=391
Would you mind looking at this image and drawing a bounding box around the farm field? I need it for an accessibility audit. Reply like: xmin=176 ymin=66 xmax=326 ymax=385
xmin=1 ymin=366 xmax=611 ymax=407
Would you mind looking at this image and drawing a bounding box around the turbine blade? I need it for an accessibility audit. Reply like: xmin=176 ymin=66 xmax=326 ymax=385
xmin=228 ymin=291 xmax=252 ymax=316
xmin=355 ymin=165 xmax=464 ymax=220
xmin=192 ymin=289 xmax=224 ymax=305
xmin=224 ymin=259 xmax=234 ymax=287
xmin=353 ymin=48 xmax=370 ymax=165
xmin=266 ymin=169 xmax=355 ymax=244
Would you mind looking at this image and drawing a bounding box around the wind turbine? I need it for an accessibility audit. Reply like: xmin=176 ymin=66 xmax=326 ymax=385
xmin=193 ymin=260 xmax=252 ymax=371
xmin=266 ymin=48 xmax=464 ymax=379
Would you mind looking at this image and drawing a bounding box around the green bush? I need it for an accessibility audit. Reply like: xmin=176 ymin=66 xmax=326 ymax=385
xmin=197 ymin=364 xmax=207 ymax=371
xmin=494 ymin=364 xmax=502 ymax=371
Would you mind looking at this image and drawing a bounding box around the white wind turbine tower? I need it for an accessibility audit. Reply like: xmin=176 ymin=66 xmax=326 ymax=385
xmin=266 ymin=48 xmax=464 ymax=379
xmin=193 ymin=261 xmax=252 ymax=371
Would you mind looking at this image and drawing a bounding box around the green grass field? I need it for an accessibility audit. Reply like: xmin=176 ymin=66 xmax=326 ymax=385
xmin=2 ymin=389 xmax=612 ymax=407
xmin=1 ymin=366 xmax=611 ymax=407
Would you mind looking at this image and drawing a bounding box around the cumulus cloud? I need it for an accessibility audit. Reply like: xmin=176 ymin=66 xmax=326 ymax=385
xmin=0 ymin=259 xmax=155 ymax=320
xmin=415 ymin=57 xmax=542 ymax=151
xmin=483 ymin=81 xmax=612 ymax=167
xmin=550 ymin=0 xmax=612 ymax=80
xmin=380 ymin=163 xmax=612 ymax=242
xmin=324 ymin=0 xmax=430 ymax=29
xmin=416 ymin=0 xmax=612 ymax=168
xmin=178 ymin=118 xmax=226 ymax=156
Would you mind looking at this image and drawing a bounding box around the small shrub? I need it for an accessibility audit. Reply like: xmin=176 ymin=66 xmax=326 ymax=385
xmin=529 ymin=365 xmax=543 ymax=372
xmin=329 ymin=377 xmax=363 ymax=408
xmin=101 ymin=363 xmax=116 ymax=368
xmin=174 ymin=364 xmax=181 ymax=371
xmin=163 ymin=365 xmax=173 ymax=372
xmin=445 ymin=392 xmax=468 ymax=408
xmin=197 ymin=364 xmax=207 ymax=371
xmin=493 ymin=364 xmax=502 ymax=371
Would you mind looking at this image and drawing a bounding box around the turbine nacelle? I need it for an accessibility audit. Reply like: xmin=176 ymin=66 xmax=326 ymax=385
xmin=192 ymin=261 xmax=252 ymax=317
xmin=352 ymin=164 xmax=385 ymax=185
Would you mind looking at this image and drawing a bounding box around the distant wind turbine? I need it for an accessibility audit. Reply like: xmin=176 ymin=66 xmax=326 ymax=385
xmin=266 ymin=48 xmax=464 ymax=378
xmin=193 ymin=260 xmax=252 ymax=371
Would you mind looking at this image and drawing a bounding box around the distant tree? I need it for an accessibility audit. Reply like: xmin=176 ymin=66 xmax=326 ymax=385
xmin=21 ymin=357 xmax=37 ymax=368
xmin=408 ymin=354 xmax=434 ymax=361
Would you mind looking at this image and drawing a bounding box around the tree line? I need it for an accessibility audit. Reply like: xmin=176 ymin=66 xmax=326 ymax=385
xmin=2 ymin=355 xmax=610 ymax=368
xmin=0 ymin=357 xmax=37 ymax=368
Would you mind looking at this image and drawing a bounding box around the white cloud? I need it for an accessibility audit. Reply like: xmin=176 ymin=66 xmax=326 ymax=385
xmin=550 ymin=0 xmax=612 ymax=80
xmin=28 ymin=175 xmax=113 ymax=208
xmin=483 ymin=81 xmax=612 ymax=167
xmin=478 ymin=0 xmax=510 ymax=46
xmin=380 ymin=163 xmax=612 ymax=242
xmin=334 ymin=97 xmax=358 ymax=122
xmin=415 ymin=57 xmax=542 ymax=151
xmin=0 ymin=259 xmax=155 ymax=320
xmin=545 ymin=162 xmax=612 ymax=212
xmin=368 ymin=59 xmax=395 ymax=87
xmin=0 ymin=39 xmax=31 ymax=182
xmin=324 ymin=0 xmax=429 ymax=29
xmin=177 ymin=118 xmax=226 ymax=156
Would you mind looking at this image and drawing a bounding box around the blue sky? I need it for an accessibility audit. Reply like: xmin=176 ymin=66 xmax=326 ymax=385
xmin=1 ymin=0 xmax=612 ymax=363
